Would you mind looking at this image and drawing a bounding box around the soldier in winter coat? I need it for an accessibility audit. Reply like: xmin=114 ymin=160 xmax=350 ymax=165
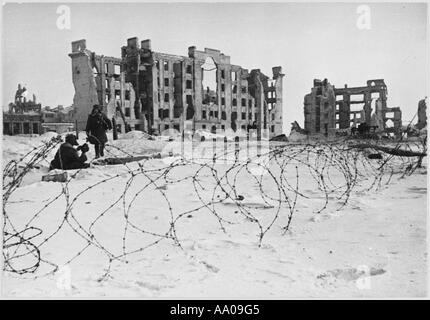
xmin=85 ymin=105 xmax=112 ymax=158
xmin=49 ymin=134 xmax=90 ymax=170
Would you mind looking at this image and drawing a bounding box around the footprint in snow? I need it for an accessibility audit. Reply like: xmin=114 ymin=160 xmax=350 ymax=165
xmin=317 ymin=267 xmax=386 ymax=282
xmin=200 ymin=260 xmax=220 ymax=273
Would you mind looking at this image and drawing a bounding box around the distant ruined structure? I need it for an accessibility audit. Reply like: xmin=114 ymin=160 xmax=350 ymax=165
xmin=416 ymin=98 xmax=427 ymax=130
xmin=69 ymin=38 xmax=284 ymax=138
xmin=3 ymin=84 xmax=43 ymax=135
xmin=3 ymin=84 xmax=74 ymax=135
xmin=304 ymin=79 xmax=402 ymax=137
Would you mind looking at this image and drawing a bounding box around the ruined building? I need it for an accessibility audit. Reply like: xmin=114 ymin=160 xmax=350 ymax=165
xmin=416 ymin=98 xmax=427 ymax=130
xmin=304 ymin=79 xmax=402 ymax=137
xmin=69 ymin=38 xmax=283 ymax=138
xmin=3 ymin=84 xmax=43 ymax=135
xmin=41 ymin=105 xmax=75 ymax=133
xmin=3 ymin=84 xmax=75 ymax=135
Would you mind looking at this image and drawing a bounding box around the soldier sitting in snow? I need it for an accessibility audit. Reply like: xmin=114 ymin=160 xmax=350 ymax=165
xmin=49 ymin=134 xmax=90 ymax=170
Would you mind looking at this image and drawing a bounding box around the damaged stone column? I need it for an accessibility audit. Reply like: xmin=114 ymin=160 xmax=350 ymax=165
xmin=416 ymin=98 xmax=427 ymax=130
xmin=68 ymin=40 xmax=99 ymax=131
xmin=271 ymin=66 xmax=284 ymax=137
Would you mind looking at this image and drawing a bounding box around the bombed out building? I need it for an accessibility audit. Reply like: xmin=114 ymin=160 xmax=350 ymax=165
xmin=3 ymin=84 xmax=43 ymax=135
xmin=304 ymin=79 xmax=402 ymax=137
xmin=69 ymin=38 xmax=283 ymax=138
xmin=3 ymin=84 xmax=75 ymax=135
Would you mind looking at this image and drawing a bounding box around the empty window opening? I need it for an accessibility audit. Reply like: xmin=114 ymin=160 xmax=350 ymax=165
xmin=350 ymin=103 xmax=365 ymax=112
xmin=186 ymin=80 xmax=192 ymax=89
xmin=231 ymin=112 xmax=238 ymax=132
xmin=164 ymin=93 xmax=169 ymax=102
xmin=186 ymin=95 xmax=194 ymax=120
xmin=163 ymin=109 xmax=169 ymax=119
xmin=33 ymin=123 xmax=39 ymax=134
xmin=174 ymin=106 xmax=182 ymax=118
xmin=233 ymin=99 xmax=237 ymax=106
xmin=202 ymin=57 xmax=218 ymax=105
xmin=114 ymin=65 xmax=121 ymax=75
xmin=371 ymin=92 xmax=380 ymax=99
xmin=350 ymin=94 xmax=364 ymax=102
xmin=385 ymin=119 xmax=394 ymax=128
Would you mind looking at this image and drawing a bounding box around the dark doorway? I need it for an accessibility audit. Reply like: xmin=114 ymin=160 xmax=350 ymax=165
xmin=23 ymin=122 xmax=30 ymax=134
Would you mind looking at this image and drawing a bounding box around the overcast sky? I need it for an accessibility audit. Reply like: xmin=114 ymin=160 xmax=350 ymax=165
xmin=2 ymin=2 xmax=428 ymax=133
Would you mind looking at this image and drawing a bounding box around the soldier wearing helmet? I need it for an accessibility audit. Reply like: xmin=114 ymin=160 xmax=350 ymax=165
xmin=49 ymin=134 xmax=90 ymax=170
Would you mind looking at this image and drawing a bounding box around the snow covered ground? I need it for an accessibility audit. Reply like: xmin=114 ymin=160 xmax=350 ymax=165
xmin=1 ymin=133 xmax=427 ymax=298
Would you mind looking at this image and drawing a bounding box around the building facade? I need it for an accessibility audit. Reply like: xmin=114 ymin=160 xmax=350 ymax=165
xmin=3 ymin=85 xmax=75 ymax=135
xmin=69 ymin=38 xmax=284 ymax=138
xmin=3 ymin=85 xmax=43 ymax=135
xmin=304 ymin=79 xmax=402 ymax=136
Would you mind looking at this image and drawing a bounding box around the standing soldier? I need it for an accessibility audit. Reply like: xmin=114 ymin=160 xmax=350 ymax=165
xmin=86 ymin=105 xmax=112 ymax=159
